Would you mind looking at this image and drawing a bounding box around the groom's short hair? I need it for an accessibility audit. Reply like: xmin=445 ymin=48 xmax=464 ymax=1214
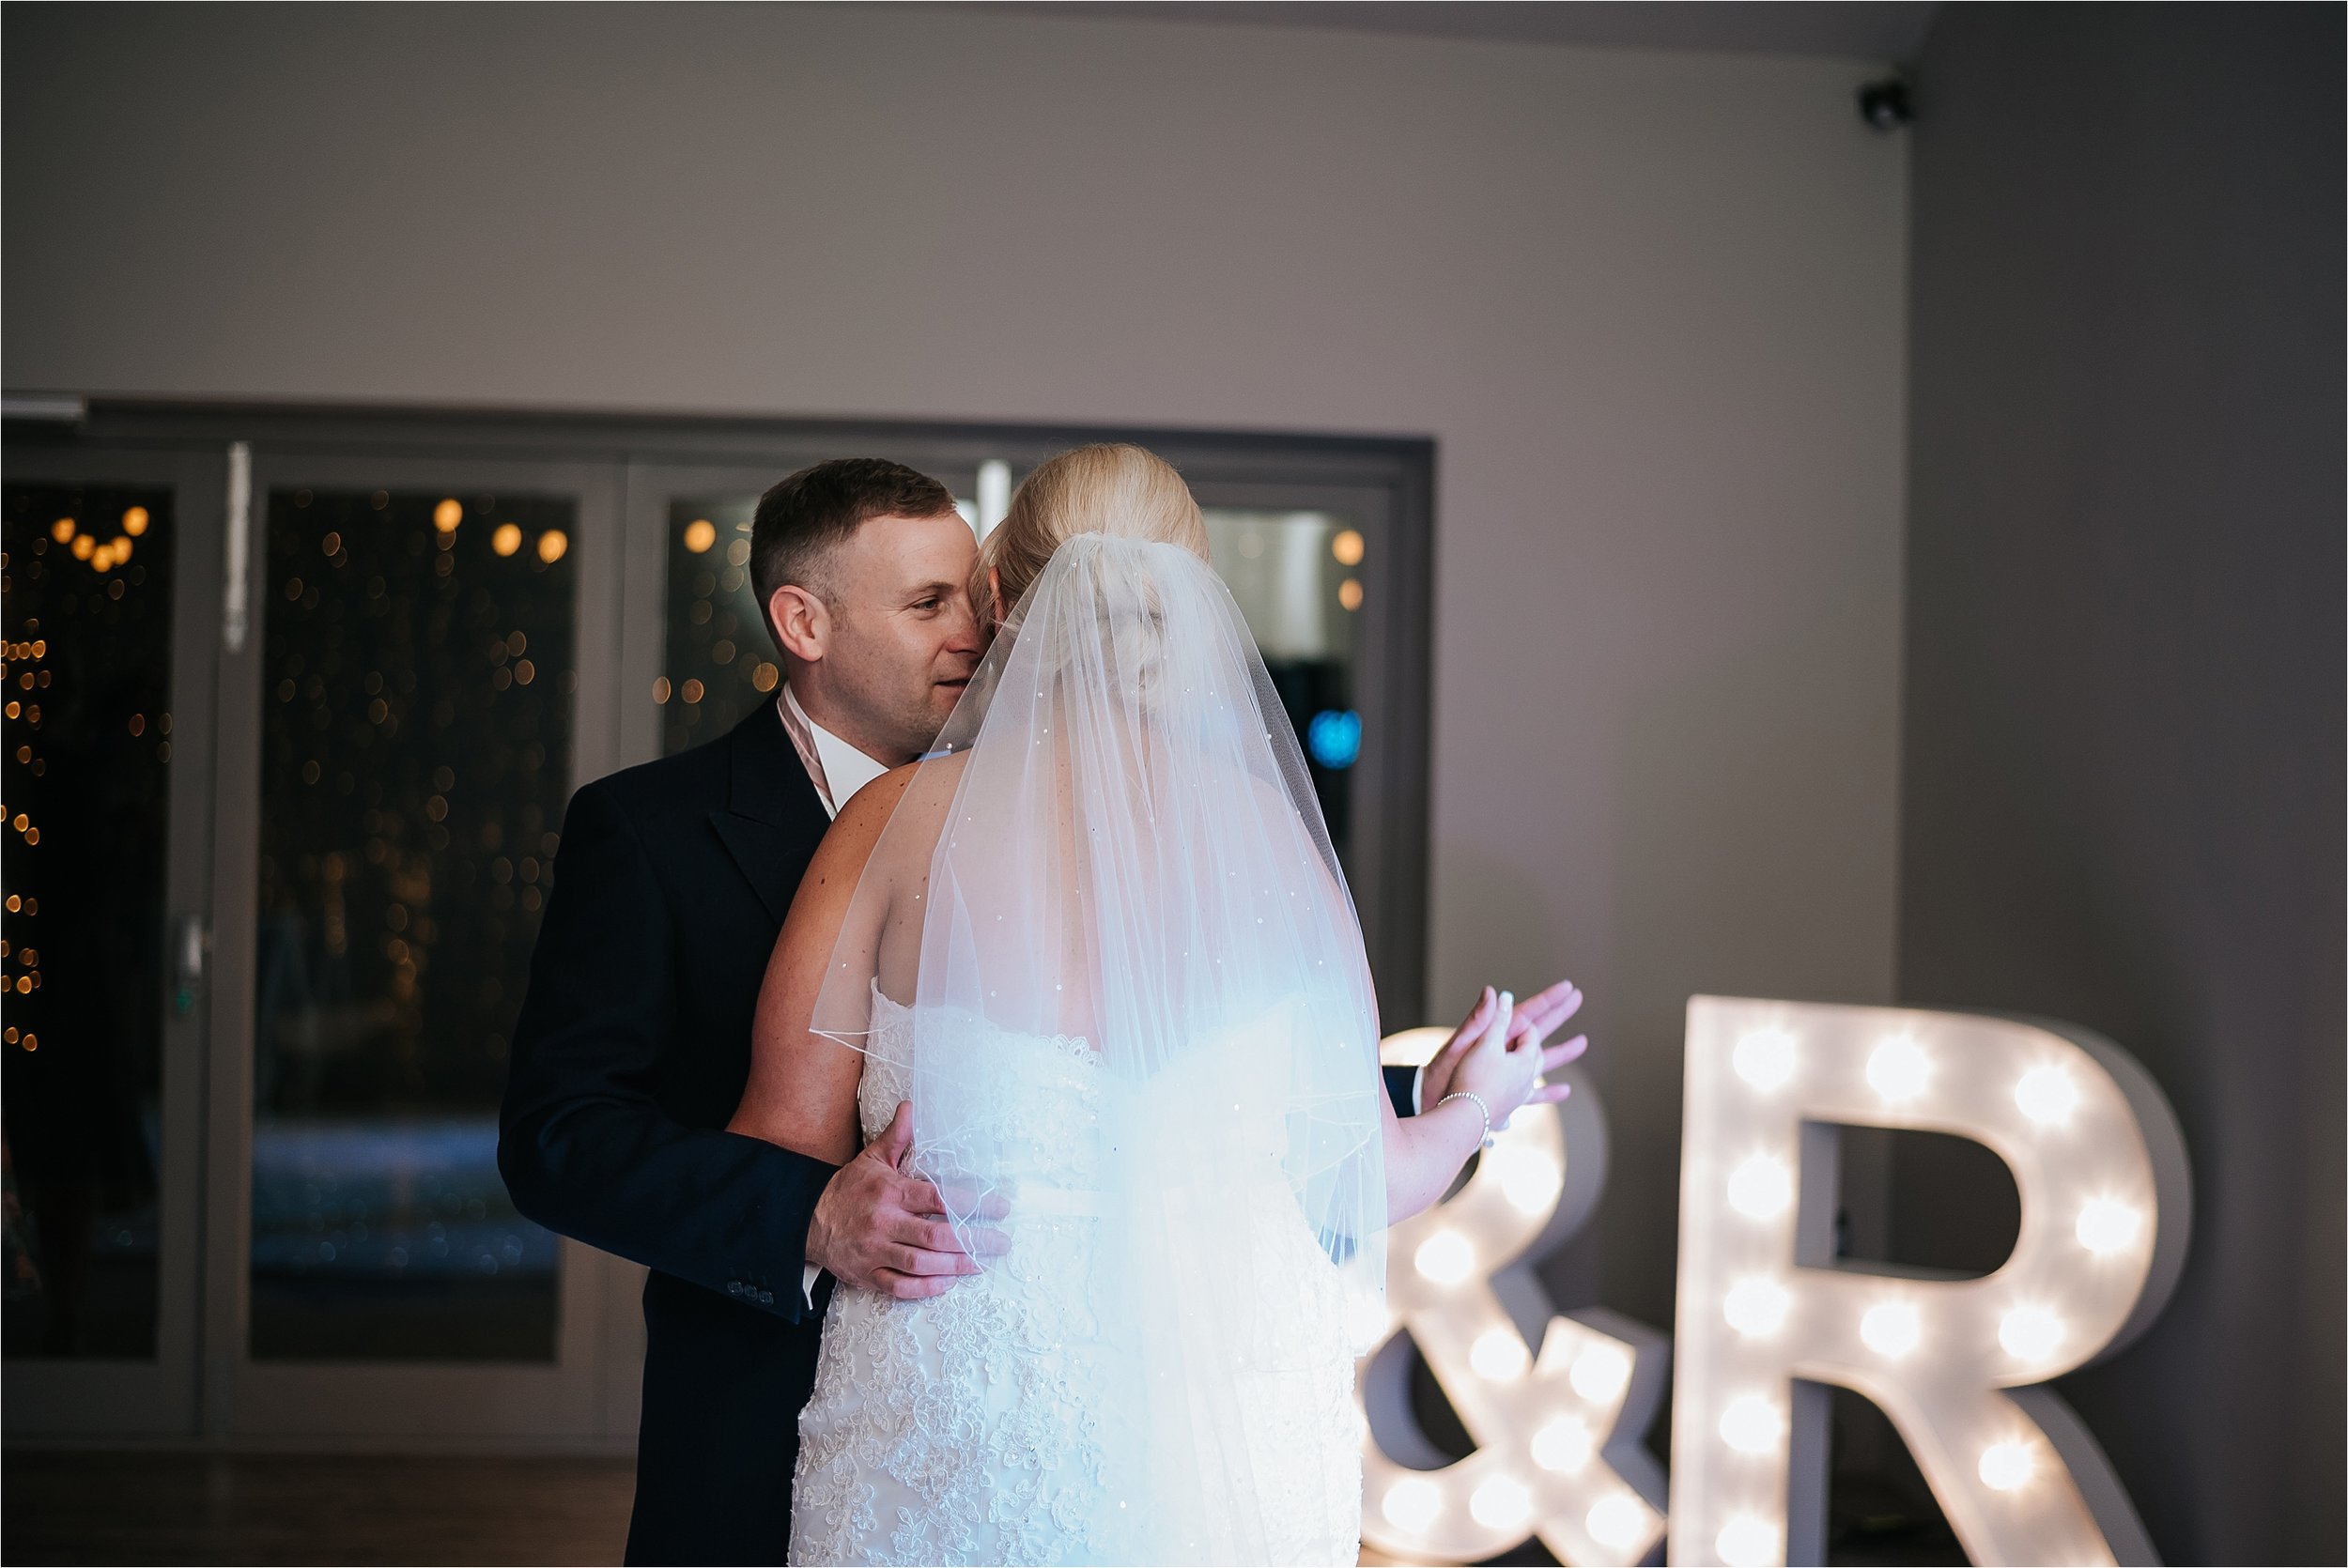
xmin=750 ymin=458 xmax=958 ymax=624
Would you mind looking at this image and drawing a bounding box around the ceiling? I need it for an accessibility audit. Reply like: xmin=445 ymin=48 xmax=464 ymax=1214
xmin=966 ymin=2 xmax=1941 ymax=63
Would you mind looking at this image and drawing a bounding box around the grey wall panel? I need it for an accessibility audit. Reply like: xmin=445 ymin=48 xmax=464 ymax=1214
xmin=0 ymin=1 xmax=1910 ymax=1338
xmin=1900 ymin=6 xmax=2345 ymax=1560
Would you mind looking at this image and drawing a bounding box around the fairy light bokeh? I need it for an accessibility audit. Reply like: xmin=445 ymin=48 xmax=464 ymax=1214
xmin=0 ymin=484 xmax=176 ymax=1359
xmin=655 ymin=494 xmax=1371 ymax=870
xmin=250 ymin=487 xmax=576 ymax=1360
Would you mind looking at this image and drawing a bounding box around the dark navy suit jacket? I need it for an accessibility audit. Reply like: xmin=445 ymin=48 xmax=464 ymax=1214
xmin=501 ymin=703 xmax=836 ymax=1564
xmin=500 ymin=701 xmax=1425 ymax=1564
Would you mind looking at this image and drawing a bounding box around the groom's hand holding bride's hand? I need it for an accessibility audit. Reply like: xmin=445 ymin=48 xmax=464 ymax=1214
xmin=805 ymin=1101 xmax=1011 ymax=1300
xmin=1419 ymin=977 xmax=1588 ymax=1123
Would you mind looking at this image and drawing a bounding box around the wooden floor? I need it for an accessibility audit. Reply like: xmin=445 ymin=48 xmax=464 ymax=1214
xmin=4 ymin=1450 xmax=1960 ymax=1566
xmin=3 ymin=1451 xmax=638 ymax=1566
xmin=0 ymin=1451 xmax=1404 ymax=1566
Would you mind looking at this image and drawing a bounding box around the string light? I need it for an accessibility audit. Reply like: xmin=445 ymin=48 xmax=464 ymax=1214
xmin=1722 ymin=1277 xmax=1790 ymax=1337
xmin=1489 ymin=1144 xmax=1561 ymax=1216
xmin=1978 ymin=1441 xmax=2036 ymax=1493
xmin=1531 ymin=1418 xmax=1595 ymax=1474
xmin=1860 ymin=1300 xmax=1921 ymax=1359
xmin=1413 ymin=1229 xmax=1475 ymax=1285
xmin=1585 ymin=1494 xmax=1648 ymax=1551
xmin=2075 ymin=1198 xmax=2143 ymax=1255
xmin=1732 ymin=1027 xmax=1797 ymax=1091
xmin=2014 ymin=1065 xmax=2081 ymax=1126
xmin=1382 ymin=1479 xmax=1443 ymax=1533
xmin=1998 ymin=1305 xmax=2065 ymax=1363
xmin=1715 ymin=1515 xmax=1780 ymax=1567
xmin=1865 ymin=1034 xmax=1932 ymax=1101
xmin=1716 ymin=1394 xmax=1785 ymax=1454
xmin=1725 ymin=1155 xmax=1792 ymax=1220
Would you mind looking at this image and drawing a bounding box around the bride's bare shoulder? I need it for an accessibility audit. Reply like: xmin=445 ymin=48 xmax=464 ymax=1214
xmin=829 ymin=753 xmax=969 ymax=853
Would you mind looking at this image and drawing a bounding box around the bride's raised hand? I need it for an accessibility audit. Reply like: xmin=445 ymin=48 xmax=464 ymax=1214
xmin=1451 ymin=989 xmax=1550 ymax=1132
xmin=1421 ymin=977 xmax=1587 ymax=1110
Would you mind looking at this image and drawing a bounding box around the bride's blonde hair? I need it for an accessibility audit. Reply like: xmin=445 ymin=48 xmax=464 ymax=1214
xmin=975 ymin=444 xmax=1210 ymax=631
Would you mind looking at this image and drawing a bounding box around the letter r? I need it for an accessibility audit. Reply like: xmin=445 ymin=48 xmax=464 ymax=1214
xmin=1668 ymin=998 xmax=2189 ymax=1566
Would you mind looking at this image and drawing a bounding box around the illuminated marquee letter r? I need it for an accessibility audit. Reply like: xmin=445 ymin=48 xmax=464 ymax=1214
xmin=1670 ymin=998 xmax=2190 ymax=1566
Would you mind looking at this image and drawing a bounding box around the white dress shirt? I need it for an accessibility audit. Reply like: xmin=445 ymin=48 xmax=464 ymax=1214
xmin=777 ymin=683 xmax=897 ymax=1307
xmin=779 ymin=683 xmax=893 ymax=817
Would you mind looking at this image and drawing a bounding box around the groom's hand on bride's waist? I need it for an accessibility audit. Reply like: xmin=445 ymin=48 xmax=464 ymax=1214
xmin=804 ymin=1100 xmax=1012 ymax=1300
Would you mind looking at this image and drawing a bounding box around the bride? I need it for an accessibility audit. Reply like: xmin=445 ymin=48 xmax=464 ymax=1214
xmin=730 ymin=444 xmax=1580 ymax=1565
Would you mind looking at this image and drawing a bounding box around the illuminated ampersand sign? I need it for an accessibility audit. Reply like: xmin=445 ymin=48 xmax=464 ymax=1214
xmin=1358 ymin=1028 xmax=1671 ymax=1566
xmin=1671 ymin=998 xmax=2191 ymax=1567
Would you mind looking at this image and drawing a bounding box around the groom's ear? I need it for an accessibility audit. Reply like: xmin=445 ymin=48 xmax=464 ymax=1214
xmin=769 ymin=583 xmax=829 ymax=663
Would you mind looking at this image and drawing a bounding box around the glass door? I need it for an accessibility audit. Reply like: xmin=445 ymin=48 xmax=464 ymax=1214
xmin=1186 ymin=476 xmax=1421 ymax=1023
xmin=1 ymin=445 xmax=221 ymax=1436
xmin=3 ymin=408 xmax=1429 ymax=1450
xmin=206 ymin=451 xmax=629 ymax=1440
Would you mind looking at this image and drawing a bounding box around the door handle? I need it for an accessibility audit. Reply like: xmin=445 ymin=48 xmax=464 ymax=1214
xmin=172 ymin=912 xmax=209 ymax=1018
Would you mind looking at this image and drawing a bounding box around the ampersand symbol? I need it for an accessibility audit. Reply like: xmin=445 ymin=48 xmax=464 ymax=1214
xmin=1358 ymin=1029 xmax=1671 ymax=1566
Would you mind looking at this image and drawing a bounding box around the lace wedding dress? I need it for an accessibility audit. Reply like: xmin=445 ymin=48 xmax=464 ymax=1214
xmin=787 ymin=985 xmax=1363 ymax=1567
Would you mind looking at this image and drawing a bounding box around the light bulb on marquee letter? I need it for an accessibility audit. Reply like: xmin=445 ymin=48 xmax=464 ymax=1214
xmin=1670 ymin=998 xmax=2190 ymax=1567
xmin=1732 ymin=1026 xmax=1798 ymax=1091
xmin=1359 ymin=1028 xmax=1669 ymax=1567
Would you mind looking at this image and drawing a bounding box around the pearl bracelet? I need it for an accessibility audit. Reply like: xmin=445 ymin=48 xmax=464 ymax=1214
xmin=1435 ymin=1088 xmax=1493 ymax=1147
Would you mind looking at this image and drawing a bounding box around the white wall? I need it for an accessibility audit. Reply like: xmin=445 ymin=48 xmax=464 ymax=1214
xmin=3 ymin=4 xmax=1907 ymax=1328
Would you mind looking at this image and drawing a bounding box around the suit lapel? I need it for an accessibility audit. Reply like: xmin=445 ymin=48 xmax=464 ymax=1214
xmin=709 ymin=702 xmax=828 ymax=926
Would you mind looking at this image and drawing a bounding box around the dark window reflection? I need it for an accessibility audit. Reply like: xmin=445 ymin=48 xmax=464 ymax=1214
xmin=658 ymin=499 xmax=776 ymax=756
xmin=252 ymin=488 xmax=573 ymax=1360
xmin=1 ymin=484 xmax=173 ymax=1360
xmin=655 ymin=500 xmax=1365 ymax=870
xmin=1199 ymin=510 xmax=1361 ymax=871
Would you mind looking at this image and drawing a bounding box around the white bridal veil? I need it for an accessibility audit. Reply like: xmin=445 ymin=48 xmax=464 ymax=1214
xmin=811 ymin=530 xmax=1387 ymax=1559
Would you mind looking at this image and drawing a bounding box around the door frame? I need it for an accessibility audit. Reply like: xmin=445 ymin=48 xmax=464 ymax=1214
xmin=3 ymin=400 xmax=1434 ymax=1448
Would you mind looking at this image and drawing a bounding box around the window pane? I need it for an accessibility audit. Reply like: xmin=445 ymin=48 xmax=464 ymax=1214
xmin=658 ymin=499 xmax=776 ymax=756
xmin=655 ymin=499 xmax=1366 ymax=871
xmin=1199 ymin=510 xmax=1363 ymax=870
xmin=1 ymin=484 xmax=174 ymax=1360
xmin=252 ymin=488 xmax=574 ymax=1360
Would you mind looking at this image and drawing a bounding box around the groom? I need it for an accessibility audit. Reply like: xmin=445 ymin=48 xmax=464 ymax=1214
xmin=500 ymin=459 xmax=996 ymax=1564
